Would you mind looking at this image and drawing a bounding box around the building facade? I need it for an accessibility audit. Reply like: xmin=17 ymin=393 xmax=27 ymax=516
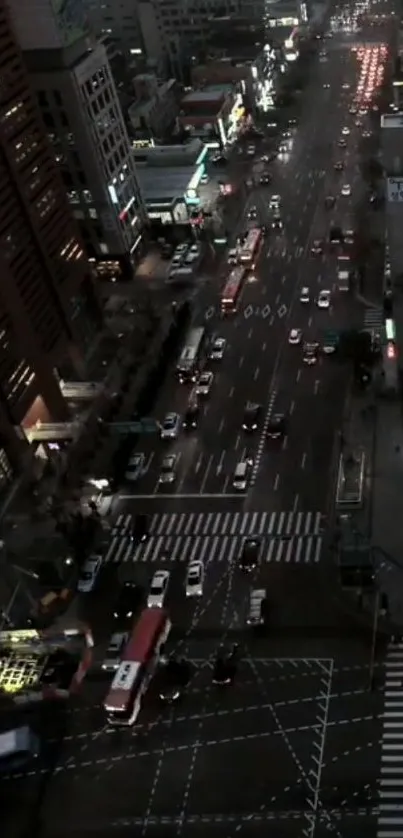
xmin=8 ymin=0 xmax=147 ymax=281
xmin=0 ymin=0 xmax=100 ymax=485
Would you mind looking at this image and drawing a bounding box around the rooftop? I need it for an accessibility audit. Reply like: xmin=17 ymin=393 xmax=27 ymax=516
xmin=181 ymin=90 xmax=225 ymax=104
xmin=138 ymin=166 xmax=197 ymax=203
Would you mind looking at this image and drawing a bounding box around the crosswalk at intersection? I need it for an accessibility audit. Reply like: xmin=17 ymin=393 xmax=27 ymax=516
xmin=104 ymin=510 xmax=324 ymax=565
xmin=378 ymin=642 xmax=403 ymax=838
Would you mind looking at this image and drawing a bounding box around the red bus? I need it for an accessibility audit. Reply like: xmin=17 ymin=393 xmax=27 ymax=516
xmin=103 ymin=608 xmax=171 ymax=725
xmin=239 ymin=228 xmax=261 ymax=264
xmin=221 ymin=266 xmax=246 ymax=314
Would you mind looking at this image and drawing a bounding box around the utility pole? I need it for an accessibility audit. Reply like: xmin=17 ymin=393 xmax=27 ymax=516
xmin=369 ymin=589 xmax=381 ymax=690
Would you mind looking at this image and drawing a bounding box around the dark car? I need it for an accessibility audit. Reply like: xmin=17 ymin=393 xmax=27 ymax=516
xmin=242 ymin=402 xmax=262 ymax=431
xmin=211 ymin=154 xmax=227 ymax=166
xmin=260 ymin=173 xmax=271 ymax=185
xmin=132 ymin=513 xmax=149 ymax=543
xmin=266 ymin=413 xmax=286 ymax=439
xmin=334 ymin=161 xmax=344 ymax=171
xmin=183 ymin=400 xmax=200 ymax=429
xmin=311 ymin=239 xmax=323 ymax=255
xmin=114 ymin=581 xmax=144 ymax=620
xmin=158 ymin=657 xmax=192 ymax=702
xmin=272 ymin=214 xmax=283 ymax=230
xmin=324 ymin=195 xmax=336 ymax=209
xmin=329 ymin=225 xmax=343 ymax=244
xmin=239 ymin=537 xmax=261 ymax=571
xmin=212 ymin=645 xmax=239 ymax=686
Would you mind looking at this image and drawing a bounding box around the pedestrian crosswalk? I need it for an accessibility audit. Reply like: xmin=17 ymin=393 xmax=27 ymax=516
xmin=378 ymin=642 xmax=403 ymax=838
xmin=363 ymin=307 xmax=383 ymax=332
xmin=104 ymin=510 xmax=324 ymax=565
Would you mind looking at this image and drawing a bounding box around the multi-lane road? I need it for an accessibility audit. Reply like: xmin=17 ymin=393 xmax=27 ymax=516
xmin=3 ymin=2 xmax=399 ymax=838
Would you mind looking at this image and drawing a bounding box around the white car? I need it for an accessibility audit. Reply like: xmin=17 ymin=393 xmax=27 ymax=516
xmin=300 ymin=287 xmax=310 ymax=304
xmin=185 ymin=561 xmax=204 ymax=597
xmin=228 ymin=248 xmax=238 ymax=264
xmin=210 ymin=337 xmax=226 ymax=360
xmin=147 ymin=570 xmax=170 ymax=608
xmin=124 ymin=452 xmax=145 ymax=482
xmin=196 ymin=370 xmax=214 ymax=396
xmin=185 ymin=243 xmax=202 ymax=264
xmin=341 ymin=183 xmax=351 ymax=196
xmin=159 ymin=454 xmax=177 ymax=484
xmin=289 ymin=328 xmax=302 ymax=345
xmin=247 ymin=145 xmax=255 ymax=156
xmin=160 ymin=412 xmax=181 ymax=439
xmin=77 ymin=555 xmax=102 ymax=593
xmin=269 ymin=195 xmax=281 ymax=210
xmin=200 ymin=173 xmax=209 ymax=184
xmin=233 ymin=459 xmax=253 ymax=491
xmin=341 ymin=126 xmax=350 ymax=136
xmin=317 ymin=290 xmax=331 ymax=309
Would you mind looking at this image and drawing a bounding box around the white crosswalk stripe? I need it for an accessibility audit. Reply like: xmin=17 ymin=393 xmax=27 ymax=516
xmin=363 ymin=307 xmax=383 ymax=331
xmin=111 ymin=510 xmax=323 ymax=539
xmin=103 ymin=533 xmax=323 ymax=565
xmin=105 ymin=510 xmax=324 ymax=565
xmin=378 ymin=643 xmax=403 ymax=838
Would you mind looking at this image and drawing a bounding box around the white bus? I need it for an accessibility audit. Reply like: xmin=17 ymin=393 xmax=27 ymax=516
xmin=176 ymin=326 xmax=207 ymax=383
xmin=239 ymin=228 xmax=262 ymax=264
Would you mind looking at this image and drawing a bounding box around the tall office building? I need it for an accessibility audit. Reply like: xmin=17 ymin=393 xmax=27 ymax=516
xmin=0 ymin=0 xmax=100 ymax=486
xmin=9 ymin=0 xmax=147 ymax=281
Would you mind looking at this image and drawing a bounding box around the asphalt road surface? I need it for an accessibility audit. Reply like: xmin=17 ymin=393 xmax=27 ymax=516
xmin=2 ymin=2 xmax=397 ymax=838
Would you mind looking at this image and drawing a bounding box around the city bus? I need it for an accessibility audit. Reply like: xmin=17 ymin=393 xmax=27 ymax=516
xmin=239 ymin=228 xmax=262 ymax=264
xmin=221 ymin=267 xmax=247 ymax=314
xmin=103 ymin=608 xmax=171 ymax=726
xmin=176 ymin=326 xmax=207 ymax=383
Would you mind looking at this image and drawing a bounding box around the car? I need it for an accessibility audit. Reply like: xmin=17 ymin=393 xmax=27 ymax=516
xmin=342 ymin=83 xmax=350 ymax=90
xmin=242 ymin=402 xmax=262 ymax=431
xmin=329 ymin=225 xmax=343 ymax=244
xmin=322 ymin=330 xmax=339 ymax=355
xmin=341 ymin=183 xmax=351 ymax=196
xmin=113 ymin=582 xmax=144 ymax=621
xmin=132 ymin=513 xmax=149 ymax=544
xmin=324 ymin=195 xmax=336 ymax=208
xmin=247 ymin=589 xmax=268 ymax=627
xmin=183 ymin=398 xmax=200 ymax=430
xmin=259 ymin=173 xmax=271 ymax=185
xmin=227 ymin=248 xmax=238 ymax=264
xmin=300 ymin=286 xmax=310 ymax=303
xmin=247 ymin=206 xmax=257 ymax=220
xmin=363 ymin=130 xmax=371 ymax=138
xmin=147 ymin=569 xmax=170 ymax=608
xmin=260 ymin=154 xmax=270 ymax=162
xmin=317 ymin=290 xmax=331 ymax=309
xmin=288 ymin=117 xmax=297 ymax=126
xmin=239 ymin=537 xmax=261 ymax=572
xmin=247 ymin=144 xmax=255 ymax=156
xmin=303 ymin=342 xmax=319 ymax=364
xmin=185 ymin=560 xmax=204 ymax=597
xmin=343 ymin=229 xmax=354 ymax=245
xmin=266 ymin=413 xmax=286 ymax=439
xmin=289 ymin=328 xmax=302 ymax=345
xmin=77 ymin=555 xmax=102 ymax=593
xmin=157 ymin=657 xmax=192 ymax=703
xmin=196 ymin=370 xmax=213 ymax=396
xmin=159 ymin=450 xmax=178 ymax=483
xmin=311 ymin=239 xmax=323 ymax=255
xmin=269 ymin=195 xmax=281 ymax=209
xmin=233 ymin=459 xmax=253 ymax=491
xmin=102 ymin=632 xmax=128 ymax=671
xmin=160 ymin=412 xmax=181 ymax=439
xmin=200 ymin=173 xmax=209 ymax=184
xmin=185 ymin=243 xmax=202 ymax=263
xmin=349 ymin=106 xmax=357 ymax=114
xmin=341 ymin=126 xmax=350 ymax=135
xmin=279 ymin=142 xmax=288 ymax=153
xmin=338 ymin=138 xmax=347 ymax=148
xmin=334 ymin=161 xmax=344 ymax=171
xmin=272 ymin=213 xmax=283 ymax=229
xmin=124 ymin=452 xmax=145 ymax=482
xmin=212 ymin=644 xmax=239 ymax=685
xmin=323 ymin=83 xmax=330 ymax=89
xmin=282 ymin=130 xmax=291 ymax=138
xmin=210 ymin=336 xmax=226 ymax=360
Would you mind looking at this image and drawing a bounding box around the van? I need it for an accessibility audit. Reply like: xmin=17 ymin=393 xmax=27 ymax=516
xmin=246 ymin=588 xmax=268 ymax=627
xmin=102 ymin=632 xmax=128 ymax=671
xmin=233 ymin=459 xmax=253 ymax=491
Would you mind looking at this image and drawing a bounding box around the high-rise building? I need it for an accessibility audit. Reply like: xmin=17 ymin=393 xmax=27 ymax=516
xmin=9 ymin=0 xmax=147 ymax=282
xmin=0 ymin=0 xmax=101 ymax=486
